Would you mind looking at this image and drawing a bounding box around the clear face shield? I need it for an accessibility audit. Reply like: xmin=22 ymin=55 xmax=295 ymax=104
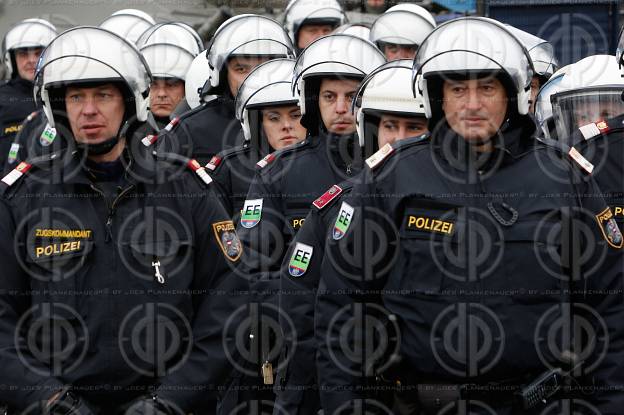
xmin=552 ymin=87 xmax=624 ymax=138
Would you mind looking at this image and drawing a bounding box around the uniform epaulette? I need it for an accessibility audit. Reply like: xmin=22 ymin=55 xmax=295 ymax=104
xmin=579 ymin=117 xmax=624 ymax=141
xmin=540 ymin=136 xmax=594 ymax=175
xmin=153 ymin=151 xmax=213 ymax=186
xmin=141 ymin=117 xmax=180 ymax=147
xmin=256 ymin=152 xmax=277 ymax=169
xmin=1 ymin=161 xmax=33 ymax=187
xmin=365 ymin=133 xmax=429 ymax=171
xmin=187 ymin=158 xmax=213 ymax=185
xmin=313 ymin=184 xmax=343 ymax=210
xmin=256 ymin=139 xmax=310 ymax=170
xmin=0 ymin=150 xmax=63 ymax=193
xmin=206 ymin=145 xmax=249 ymax=171
xmin=25 ymin=111 xmax=39 ymax=122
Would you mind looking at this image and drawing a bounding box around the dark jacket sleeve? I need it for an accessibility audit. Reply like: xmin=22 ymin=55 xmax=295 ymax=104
xmin=157 ymin=184 xmax=248 ymax=409
xmin=0 ymin=196 xmax=65 ymax=406
xmin=314 ymin=179 xmax=392 ymax=414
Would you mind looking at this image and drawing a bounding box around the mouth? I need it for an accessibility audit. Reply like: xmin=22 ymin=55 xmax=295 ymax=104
xmin=80 ymin=124 xmax=106 ymax=135
xmin=280 ymin=135 xmax=297 ymax=141
xmin=332 ymin=121 xmax=352 ymax=129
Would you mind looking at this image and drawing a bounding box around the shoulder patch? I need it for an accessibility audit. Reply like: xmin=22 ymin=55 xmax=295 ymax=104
xmin=288 ymin=242 xmax=314 ymax=277
xmin=579 ymin=121 xmax=610 ymax=141
xmin=39 ymin=125 xmax=57 ymax=147
xmin=241 ymin=199 xmax=263 ymax=228
xmin=7 ymin=142 xmax=19 ymax=165
xmin=366 ymin=143 xmax=395 ymax=170
xmin=212 ymin=220 xmax=242 ymax=262
xmin=313 ymin=185 xmax=343 ymax=210
xmin=187 ymin=159 xmax=213 ymax=185
xmin=333 ymin=201 xmax=354 ymax=240
xmin=568 ymin=147 xmax=594 ymax=174
xmin=206 ymin=155 xmax=222 ymax=171
xmin=2 ymin=161 xmax=32 ymax=186
xmin=257 ymin=153 xmax=276 ymax=168
xmin=596 ymin=207 xmax=623 ymax=249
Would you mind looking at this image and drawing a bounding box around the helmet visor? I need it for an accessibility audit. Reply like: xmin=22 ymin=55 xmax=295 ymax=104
xmin=553 ymin=87 xmax=624 ymax=137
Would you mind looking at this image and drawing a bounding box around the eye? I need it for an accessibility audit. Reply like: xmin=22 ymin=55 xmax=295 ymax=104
xmin=322 ymin=92 xmax=335 ymax=102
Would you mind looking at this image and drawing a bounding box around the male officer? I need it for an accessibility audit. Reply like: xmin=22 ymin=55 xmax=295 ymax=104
xmin=139 ymin=22 xmax=202 ymax=130
xmin=505 ymin=25 xmax=558 ymax=113
xmin=0 ymin=26 xmax=246 ymax=413
xmin=316 ymin=18 xmax=623 ymax=414
xmin=369 ymin=4 xmax=436 ymax=61
xmin=283 ymin=0 xmax=346 ymax=53
xmin=0 ymin=18 xmax=56 ymax=171
xmin=275 ymin=59 xmax=428 ymax=415
xmin=150 ymin=15 xmax=295 ymax=165
xmin=555 ymin=55 xmax=624 ymax=413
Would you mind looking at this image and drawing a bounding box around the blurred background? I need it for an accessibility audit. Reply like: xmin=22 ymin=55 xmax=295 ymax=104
xmin=0 ymin=0 xmax=621 ymax=67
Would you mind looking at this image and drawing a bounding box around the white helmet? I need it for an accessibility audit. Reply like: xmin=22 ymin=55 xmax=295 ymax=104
xmin=136 ymin=22 xmax=203 ymax=56
xmin=293 ymin=34 xmax=386 ymax=130
xmin=2 ymin=18 xmax=57 ymax=79
xmin=235 ymin=58 xmax=299 ymax=147
xmin=185 ymin=50 xmax=212 ymax=109
xmin=204 ymin=14 xmax=295 ymax=96
xmin=370 ymin=4 xmax=436 ymax=50
xmin=550 ymin=55 xmax=624 ymax=139
xmin=100 ymin=9 xmax=155 ymax=45
xmin=534 ymin=65 xmax=570 ymax=139
xmin=333 ymin=23 xmax=371 ymax=41
xmin=386 ymin=4 xmax=437 ymax=27
xmin=283 ymin=0 xmax=346 ymax=46
xmin=505 ymin=25 xmax=558 ymax=80
xmin=413 ymin=17 xmax=534 ymax=123
xmin=353 ymin=59 xmax=426 ymax=151
xmin=140 ymin=44 xmax=196 ymax=81
xmin=35 ymin=26 xmax=152 ymax=130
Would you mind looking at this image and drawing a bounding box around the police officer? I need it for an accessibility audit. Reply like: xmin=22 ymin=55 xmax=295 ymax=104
xmin=316 ymin=17 xmax=623 ymax=414
xmin=276 ymin=59 xmax=428 ymax=415
xmin=505 ymin=25 xmax=558 ymax=113
xmin=369 ymin=3 xmax=436 ymax=61
xmin=99 ymin=8 xmax=155 ymax=45
xmin=0 ymin=26 xmax=246 ymax=413
xmin=534 ymin=65 xmax=569 ymax=140
xmin=549 ymin=55 xmax=624 ymax=136
xmin=283 ymin=0 xmax=346 ymax=53
xmin=561 ymin=53 xmax=624 ymax=414
xmin=151 ymin=14 xmax=295 ymax=165
xmin=233 ymin=33 xmax=384 ymax=410
xmin=206 ymin=58 xmax=306 ymax=217
xmin=0 ymin=18 xmax=56 ymax=171
xmin=138 ymin=22 xmax=202 ymax=130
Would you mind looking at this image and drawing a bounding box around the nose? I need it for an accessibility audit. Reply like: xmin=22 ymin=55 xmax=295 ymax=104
xmin=282 ymin=117 xmax=292 ymax=130
xmin=81 ymin=96 xmax=98 ymax=116
xmin=336 ymin=95 xmax=349 ymax=114
xmin=465 ymin=88 xmax=482 ymax=111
